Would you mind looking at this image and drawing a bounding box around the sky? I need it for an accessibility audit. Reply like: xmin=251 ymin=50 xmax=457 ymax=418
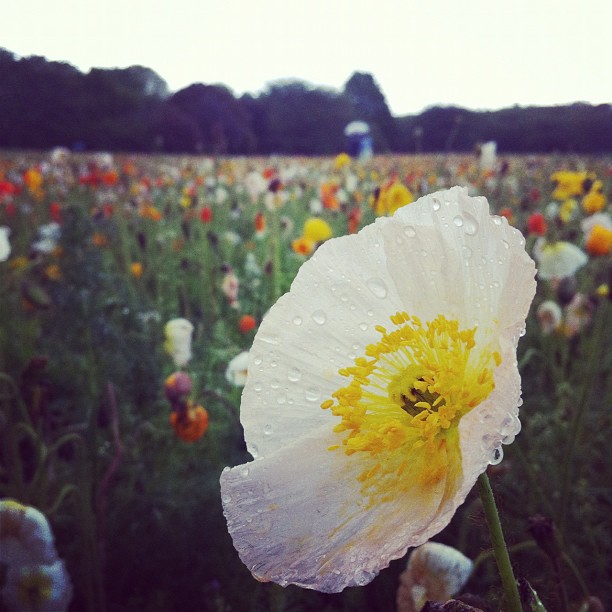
xmin=1 ymin=0 xmax=610 ymax=116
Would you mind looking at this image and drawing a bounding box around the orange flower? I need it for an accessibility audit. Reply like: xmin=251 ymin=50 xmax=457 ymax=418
xmin=291 ymin=236 xmax=315 ymax=256
xmin=498 ymin=207 xmax=515 ymax=225
xmin=320 ymin=182 xmax=340 ymax=211
xmin=254 ymin=212 xmax=266 ymax=235
xmin=139 ymin=204 xmax=162 ymax=222
xmin=170 ymin=402 xmax=209 ymax=442
xmin=239 ymin=314 xmax=257 ymax=333
xmin=586 ymin=224 xmax=612 ymax=256
xmin=92 ymin=232 xmax=108 ymax=247
xmin=131 ymin=262 xmax=143 ymax=278
xmin=44 ymin=264 xmax=62 ymax=281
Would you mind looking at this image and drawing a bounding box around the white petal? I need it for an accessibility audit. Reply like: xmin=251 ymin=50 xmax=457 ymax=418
xmin=221 ymin=427 xmax=454 ymax=592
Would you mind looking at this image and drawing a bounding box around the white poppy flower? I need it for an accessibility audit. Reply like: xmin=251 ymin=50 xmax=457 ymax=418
xmin=0 ymin=499 xmax=57 ymax=566
xmin=0 ymin=226 xmax=11 ymax=262
xmin=3 ymin=559 xmax=73 ymax=612
xmin=536 ymin=300 xmax=562 ymax=335
xmin=225 ymin=351 xmax=250 ymax=387
xmin=533 ymin=238 xmax=588 ymax=280
xmin=220 ymin=187 xmax=536 ymax=592
xmin=397 ymin=542 xmax=473 ymax=612
xmin=163 ymin=318 xmax=194 ymax=367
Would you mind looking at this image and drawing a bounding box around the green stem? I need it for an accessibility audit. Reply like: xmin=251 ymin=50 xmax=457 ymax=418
xmin=477 ymin=472 xmax=523 ymax=612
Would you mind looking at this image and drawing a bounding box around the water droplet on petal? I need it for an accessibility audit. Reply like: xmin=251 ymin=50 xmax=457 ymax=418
xmin=253 ymin=382 xmax=263 ymax=392
xmin=359 ymin=322 xmax=368 ymax=331
xmin=240 ymin=466 xmax=250 ymax=477
xmin=288 ymin=367 xmax=301 ymax=382
xmin=264 ymin=424 xmax=273 ymax=435
xmin=404 ymin=225 xmax=417 ymax=238
xmin=366 ymin=278 xmax=388 ymax=298
xmin=292 ymin=315 xmax=303 ymax=326
xmin=453 ymin=215 xmax=464 ymax=227
xmin=253 ymin=355 xmax=263 ymax=365
xmin=270 ymin=379 xmax=280 ymax=389
xmin=432 ymin=200 xmax=441 ymax=211
xmin=312 ymin=310 xmax=327 ymax=325
xmin=493 ymin=216 xmax=503 ymax=226
xmin=489 ymin=446 xmax=504 ymax=465
xmin=305 ymin=388 xmax=320 ymax=402
xmin=463 ymin=211 xmax=479 ymax=235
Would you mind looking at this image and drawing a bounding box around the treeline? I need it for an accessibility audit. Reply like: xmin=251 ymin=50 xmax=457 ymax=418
xmin=1 ymin=48 xmax=610 ymax=154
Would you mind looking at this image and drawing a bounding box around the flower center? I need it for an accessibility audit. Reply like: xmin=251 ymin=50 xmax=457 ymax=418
xmin=321 ymin=312 xmax=500 ymax=504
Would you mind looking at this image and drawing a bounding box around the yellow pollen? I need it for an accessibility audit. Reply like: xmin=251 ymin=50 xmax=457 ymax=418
xmin=320 ymin=312 xmax=499 ymax=506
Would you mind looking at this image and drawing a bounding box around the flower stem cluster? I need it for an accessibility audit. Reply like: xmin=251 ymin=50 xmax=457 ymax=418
xmin=164 ymin=372 xmax=208 ymax=443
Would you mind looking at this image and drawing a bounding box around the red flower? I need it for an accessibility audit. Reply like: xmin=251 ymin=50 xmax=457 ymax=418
xmin=49 ymin=202 xmax=62 ymax=223
xmin=200 ymin=206 xmax=213 ymax=223
xmin=526 ymin=212 xmax=547 ymax=236
xmin=239 ymin=314 xmax=257 ymax=333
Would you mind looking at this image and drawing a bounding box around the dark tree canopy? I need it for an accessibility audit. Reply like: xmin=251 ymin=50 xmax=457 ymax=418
xmin=0 ymin=48 xmax=610 ymax=154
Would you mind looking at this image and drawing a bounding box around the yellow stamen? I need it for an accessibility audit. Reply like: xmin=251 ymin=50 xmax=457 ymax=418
xmin=321 ymin=312 xmax=499 ymax=506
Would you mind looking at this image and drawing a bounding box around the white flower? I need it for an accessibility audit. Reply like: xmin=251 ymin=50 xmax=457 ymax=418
xmin=479 ymin=141 xmax=497 ymax=172
xmin=225 ymin=351 xmax=250 ymax=386
xmin=533 ymin=239 xmax=588 ymax=280
xmin=32 ymin=222 xmax=61 ymax=255
xmin=3 ymin=560 xmax=73 ymax=612
xmin=581 ymin=212 xmax=612 ymax=240
xmin=0 ymin=500 xmax=73 ymax=612
xmin=220 ymin=187 xmax=536 ymax=592
xmin=0 ymin=226 xmax=11 ymax=262
xmin=396 ymin=542 xmax=473 ymax=612
xmin=244 ymin=171 xmax=268 ymax=203
xmin=0 ymin=500 xmax=56 ymax=566
xmin=163 ymin=318 xmax=194 ymax=367
xmin=536 ymin=300 xmax=562 ymax=335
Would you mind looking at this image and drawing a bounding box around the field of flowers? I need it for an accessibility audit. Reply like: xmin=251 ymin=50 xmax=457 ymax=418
xmin=0 ymin=149 xmax=610 ymax=612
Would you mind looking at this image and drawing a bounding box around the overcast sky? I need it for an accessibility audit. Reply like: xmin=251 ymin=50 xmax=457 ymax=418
xmin=2 ymin=0 xmax=610 ymax=116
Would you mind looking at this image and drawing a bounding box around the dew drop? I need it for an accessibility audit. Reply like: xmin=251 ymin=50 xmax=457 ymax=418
xmin=366 ymin=277 xmax=388 ymax=298
xmin=253 ymin=382 xmax=263 ymax=392
xmin=240 ymin=466 xmax=250 ymax=477
xmin=312 ymin=310 xmax=327 ymax=325
xmin=502 ymin=239 xmax=510 ymax=249
xmin=359 ymin=322 xmax=368 ymax=331
xmin=432 ymin=200 xmax=441 ymax=211
xmin=270 ymin=379 xmax=280 ymax=390
xmin=403 ymin=225 xmax=417 ymax=238
xmin=305 ymin=388 xmax=320 ymax=402
xmin=489 ymin=447 xmax=504 ymax=465
xmin=463 ymin=211 xmax=479 ymax=235
xmin=253 ymin=355 xmax=263 ymax=365
xmin=453 ymin=215 xmax=464 ymax=227
xmin=264 ymin=424 xmax=273 ymax=435
xmin=367 ymin=309 xmax=374 ymax=317
xmin=353 ymin=569 xmax=372 ymax=586
xmin=221 ymin=494 xmax=232 ymax=504
xmin=288 ymin=367 xmax=301 ymax=382
xmin=492 ymin=216 xmax=503 ymax=226
xmin=340 ymin=293 xmax=349 ymax=303
xmin=276 ymin=394 xmax=287 ymax=405
xmin=260 ymin=333 xmax=280 ymax=346
xmin=292 ymin=315 xmax=303 ymax=326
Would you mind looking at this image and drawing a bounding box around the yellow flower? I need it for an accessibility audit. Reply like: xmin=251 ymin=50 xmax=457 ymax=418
xmin=130 ymin=262 xmax=144 ymax=278
xmin=303 ymin=218 xmax=333 ymax=243
xmin=374 ymin=181 xmax=414 ymax=216
xmin=558 ymin=199 xmax=578 ymax=223
xmin=220 ymin=187 xmax=536 ymax=591
xmin=333 ymin=153 xmax=351 ymax=170
xmin=550 ymin=170 xmax=592 ymax=201
xmin=582 ymin=181 xmax=606 ymax=214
